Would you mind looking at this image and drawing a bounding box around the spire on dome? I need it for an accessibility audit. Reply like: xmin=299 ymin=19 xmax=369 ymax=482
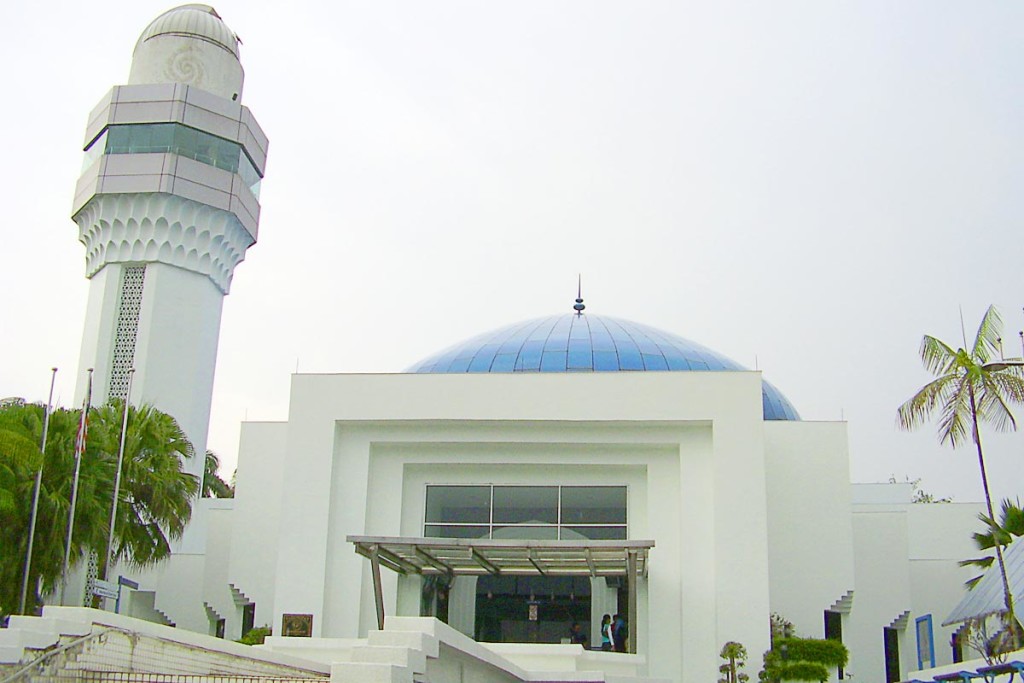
xmin=573 ymin=275 xmax=585 ymax=315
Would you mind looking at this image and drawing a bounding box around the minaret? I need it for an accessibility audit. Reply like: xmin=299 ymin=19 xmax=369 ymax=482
xmin=72 ymin=4 xmax=267 ymax=483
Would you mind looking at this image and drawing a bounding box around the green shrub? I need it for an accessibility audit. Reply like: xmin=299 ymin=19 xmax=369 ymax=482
xmin=773 ymin=637 xmax=848 ymax=668
xmin=237 ymin=625 xmax=271 ymax=645
xmin=760 ymin=636 xmax=849 ymax=683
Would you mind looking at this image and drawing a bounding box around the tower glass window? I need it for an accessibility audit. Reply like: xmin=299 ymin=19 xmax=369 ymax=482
xmin=86 ymin=123 xmax=263 ymax=198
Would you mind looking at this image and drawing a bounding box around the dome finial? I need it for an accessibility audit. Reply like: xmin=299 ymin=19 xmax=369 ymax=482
xmin=573 ymin=274 xmax=585 ymax=315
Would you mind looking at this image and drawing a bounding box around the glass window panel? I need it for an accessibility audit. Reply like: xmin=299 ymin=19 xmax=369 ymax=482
xmin=468 ymin=351 xmax=497 ymax=372
xmin=213 ymin=135 xmax=239 ymax=172
xmin=560 ymin=486 xmax=626 ymax=524
xmin=663 ymin=351 xmax=692 ymax=371
xmin=539 ymin=350 xmax=567 ymax=372
xmin=150 ymin=123 xmax=174 ymax=152
xmin=567 ymin=349 xmax=593 ymax=369
xmin=589 ymin=320 xmax=617 ymax=352
xmin=527 ymin=318 xmax=555 ymax=340
xmin=424 ymin=524 xmax=490 ymax=539
xmin=490 ymin=353 xmax=516 ymax=372
xmin=493 ymin=486 xmax=557 ymax=524
xmin=106 ymin=126 xmax=131 ymax=154
xmin=617 ymin=346 xmax=644 ymax=371
xmin=562 ymin=525 xmax=627 ymax=540
xmin=516 ymin=341 xmax=543 ymax=371
xmin=447 ymin=357 xmax=472 ymax=372
xmin=593 ymin=351 xmax=620 ymax=371
xmin=568 ymin=324 xmax=589 ymax=343
xmin=192 ymin=136 xmax=216 ymax=165
xmin=128 ymin=124 xmax=153 ymax=153
xmin=491 ymin=525 xmax=558 ymax=540
xmin=83 ymin=130 xmax=108 ymax=171
xmin=634 ymin=336 xmax=660 ymax=354
xmin=173 ymin=124 xmax=199 ymax=158
xmin=641 ymin=353 xmax=668 ymax=371
xmin=425 ymin=485 xmax=490 ymax=523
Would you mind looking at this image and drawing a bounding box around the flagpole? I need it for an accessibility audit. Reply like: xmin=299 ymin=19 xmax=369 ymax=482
xmin=103 ymin=369 xmax=134 ymax=593
xmin=19 ymin=367 xmax=58 ymax=615
xmin=60 ymin=368 xmax=93 ymax=606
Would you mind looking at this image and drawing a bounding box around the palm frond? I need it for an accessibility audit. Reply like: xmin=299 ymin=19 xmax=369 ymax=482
xmin=972 ymin=305 xmax=1003 ymax=363
xmin=976 ymin=379 xmax=1018 ymax=433
xmin=987 ymin=370 xmax=1024 ymax=403
xmin=920 ymin=335 xmax=959 ymax=375
xmin=937 ymin=379 xmax=972 ymax=447
xmin=897 ymin=374 xmax=959 ymax=431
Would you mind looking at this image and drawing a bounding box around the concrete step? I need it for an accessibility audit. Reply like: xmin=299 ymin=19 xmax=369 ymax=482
xmin=368 ymin=630 xmax=439 ymax=658
xmin=0 ymin=645 xmax=29 ymax=665
xmin=331 ymin=661 xmax=413 ymax=683
xmin=7 ymin=615 xmax=92 ymax=638
xmin=0 ymin=629 xmax=59 ymax=651
xmin=350 ymin=644 xmax=426 ymax=671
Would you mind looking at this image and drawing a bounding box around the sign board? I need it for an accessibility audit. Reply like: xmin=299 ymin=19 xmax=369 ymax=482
xmin=282 ymin=613 xmax=314 ymax=637
xmin=92 ymin=579 xmax=119 ymax=599
xmin=117 ymin=576 xmax=139 ymax=590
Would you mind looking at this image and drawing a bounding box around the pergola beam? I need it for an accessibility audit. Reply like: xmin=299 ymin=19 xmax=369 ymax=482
xmin=414 ymin=547 xmax=454 ymax=578
xmin=471 ymin=549 xmax=501 ymax=575
xmin=584 ymin=549 xmax=597 ymax=578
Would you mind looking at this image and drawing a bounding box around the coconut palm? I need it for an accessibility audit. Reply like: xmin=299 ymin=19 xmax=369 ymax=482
xmin=897 ymin=305 xmax=1024 ymax=648
xmin=0 ymin=400 xmax=198 ymax=616
xmin=89 ymin=401 xmax=199 ymax=569
xmin=961 ymin=498 xmax=1024 ymax=590
xmin=202 ymin=450 xmax=233 ymax=498
xmin=0 ymin=403 xmax=102 ymax=615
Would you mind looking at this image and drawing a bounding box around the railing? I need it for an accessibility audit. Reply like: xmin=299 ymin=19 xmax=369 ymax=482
xmin=0 ymin=625 xmax=325 ymax=683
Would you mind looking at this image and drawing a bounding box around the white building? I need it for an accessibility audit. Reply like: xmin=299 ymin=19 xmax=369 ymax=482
xmin=196 ymin=308 xmax=984 ymax=683
xmin=56 ymin=6 xmax=991 ymax=683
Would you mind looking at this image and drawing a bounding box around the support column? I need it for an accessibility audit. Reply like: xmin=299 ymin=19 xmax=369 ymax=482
xmin=370 ymin=545 xmax=385 ymax=630
xmin=627 ymin=550 xmax=638 ymax=654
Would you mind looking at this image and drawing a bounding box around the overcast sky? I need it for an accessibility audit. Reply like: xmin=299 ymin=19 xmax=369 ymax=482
xmin=2 ymin=1 xmax=1022 ymax=504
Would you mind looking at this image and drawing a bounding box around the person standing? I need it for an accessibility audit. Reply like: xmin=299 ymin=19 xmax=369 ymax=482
xmin=600 ymin=614 xmax=613 ymax=651
xmin=569 ymin=622 xmax=588 ymax=647
xmin=612 ymin=613 xmax=627 ymax=653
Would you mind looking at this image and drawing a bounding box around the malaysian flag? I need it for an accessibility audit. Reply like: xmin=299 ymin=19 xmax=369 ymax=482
xmin=73 ymin=372 xmax=92 ymax=460
xmin=60 ymin=368 xmax=94 ymax=605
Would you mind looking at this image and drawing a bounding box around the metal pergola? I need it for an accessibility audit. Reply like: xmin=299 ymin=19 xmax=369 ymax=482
xmin=348 ymin=535 xmax=654 ymax=654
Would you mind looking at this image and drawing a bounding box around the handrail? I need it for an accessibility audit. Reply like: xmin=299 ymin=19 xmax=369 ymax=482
xmin=0 ymin=626 xmax=114 ymax=683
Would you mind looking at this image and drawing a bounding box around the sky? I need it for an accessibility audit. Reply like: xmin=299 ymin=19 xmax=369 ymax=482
xmin=2 ymin=1 xmax=1022 ymax=505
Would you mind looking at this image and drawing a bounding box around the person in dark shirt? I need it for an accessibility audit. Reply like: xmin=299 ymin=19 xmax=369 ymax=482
xmin=569 ymin=622 xmax=588 ymax=647
xmin=612 ymin=614 xmax=627 ymax=652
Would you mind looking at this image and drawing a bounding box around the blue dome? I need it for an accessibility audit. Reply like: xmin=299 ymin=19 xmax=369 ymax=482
xmin=408 ymin=313 xmax=800 ymax=421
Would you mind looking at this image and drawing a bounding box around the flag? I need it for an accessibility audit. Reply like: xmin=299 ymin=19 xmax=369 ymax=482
xmin=60 ymin=368 xmax=93 ymax=605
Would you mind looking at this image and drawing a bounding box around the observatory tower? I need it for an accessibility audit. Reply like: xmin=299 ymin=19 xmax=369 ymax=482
xmin=71 ymin=5 xmax=267 ymax=481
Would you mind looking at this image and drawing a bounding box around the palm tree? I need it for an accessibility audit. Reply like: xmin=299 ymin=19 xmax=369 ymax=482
xmin=961 ymin=499 xmax=1024 ymax=589
xmin=0 ymin=400 xmax=199 ymax=616
xmin=202 ymin=450 xmax=233 ymax=498
xmin=90 ymin=401 xmax=199 ymax=569
xmin=0 ymin=404 xmax=98 ymax=615
xmin=897 ymin=305 xmax=1024 ymax=648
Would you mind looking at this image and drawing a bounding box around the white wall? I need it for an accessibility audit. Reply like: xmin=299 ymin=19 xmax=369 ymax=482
xmin=229 ymin=421 xmax=290 ymax=635
xmin=269 ymin=370 xmax=774 ymax=683
xmin=764 ymin=420 xmax=854 ymax=638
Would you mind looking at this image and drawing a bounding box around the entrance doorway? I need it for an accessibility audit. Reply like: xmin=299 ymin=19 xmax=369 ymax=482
xmin=475 ymin=575 xmax=591 ymax=644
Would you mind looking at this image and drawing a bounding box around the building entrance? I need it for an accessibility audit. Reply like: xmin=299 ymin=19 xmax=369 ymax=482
xmin=474 ymin=575 xmax=591 ymax=644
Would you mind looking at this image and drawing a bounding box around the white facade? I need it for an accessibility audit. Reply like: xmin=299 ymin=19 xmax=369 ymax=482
xmin=188 ymin=368 xmax=983 ymax=683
